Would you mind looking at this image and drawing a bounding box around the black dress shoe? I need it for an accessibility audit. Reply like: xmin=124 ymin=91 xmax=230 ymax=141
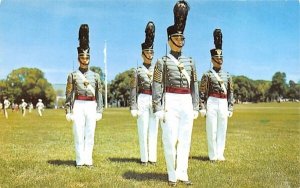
xmin=168 ymin=181 xmax=177 ymax=187
xmin=141 ymin=162 xmax=148 ymax=166
xmin=85 ymin=165 xmax=94 ymax=168
xmin=179 ymin=180 xmax=193 ymax=185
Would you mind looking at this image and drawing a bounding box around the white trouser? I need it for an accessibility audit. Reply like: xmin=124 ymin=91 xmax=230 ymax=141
xmin=38 ymin=108 xmax=43 ymax=116
xmin=4 ymin=108 xmax=8 ymax=119
xmin=206 ymin=97 xmax=228 ymax=160
xmin=137 ymin=94 xmax=159 ymax=163
xmin=22 ymin=108 xmax=26 ymax=117
xmin=72 ymin=100 xmax=97 ymax=165
xmin=161 ymin=93 xmax=194 ymax=182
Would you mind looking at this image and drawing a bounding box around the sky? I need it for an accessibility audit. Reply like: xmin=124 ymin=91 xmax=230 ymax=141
xmin=0 ymin=0 xmax=299 ymax=85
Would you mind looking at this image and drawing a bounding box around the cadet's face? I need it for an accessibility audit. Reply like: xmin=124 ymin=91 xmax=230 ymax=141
xmin=212 ymin=57 xmax=223 ymax=68
xmin=169 ymin=35 xmax=185 ymax=52
xmin=172 ymin=35 xmax=185 ymax=45
xmin=142 ymin=50 xmax=154 ymax=63
xmin=78 ymin=56 xmax=90 ymax=68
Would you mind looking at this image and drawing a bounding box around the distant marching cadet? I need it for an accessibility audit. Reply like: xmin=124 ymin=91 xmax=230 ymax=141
xmin=65 ymin=24 xmax=103 ymax=168
xmin=130 ymin=21 xmax=159 ymax=166
xmin=20 ymin=99 xmax=27 ymax=117
xmin=3 ymin=97 xmax=10 ymax=119
xmin=28 ymin=102 xmax=33 ymax=113
xmin=152 ymin=1 xmax=199 ymax=186
xmin=36 ymin=99 xmax=45 ymax=116
xmin=199 ymin=29 xmax=234 ymax=161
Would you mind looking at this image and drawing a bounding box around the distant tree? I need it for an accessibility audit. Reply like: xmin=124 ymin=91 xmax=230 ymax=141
xmin=0 ymin=79 xmax=8 ymax=100
xmin=254 ymin=80 xmax=271 ymax=102
xmin=287 ymin=80 xmax=300 ymax=100
xmin=268 ymin=72 xmax=287 ymax=101
xmin=5 ymin=67 xmax=56 ymax=107
xmin=109 ymin=69 xmax=134 ymax=107
xmin=107 ymin=82 xmax=115 ymax=107
xmin=233 ymin=76 xmax=256 ymax=102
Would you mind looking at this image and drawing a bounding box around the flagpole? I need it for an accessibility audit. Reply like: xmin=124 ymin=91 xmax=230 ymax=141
xmin=104 ymin=41 xmax=108 ymax=108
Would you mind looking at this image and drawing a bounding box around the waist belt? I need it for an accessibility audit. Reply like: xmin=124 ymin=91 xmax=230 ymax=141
xmin=75 ymin=95 xmax=96 ymax=101
xmin=209 ymin=92 xmax=227 ymax=99
xmin=166 ymin=87 xmax=191 ymax=94
xmin=139 ymin=89 xmax=152 ymax=95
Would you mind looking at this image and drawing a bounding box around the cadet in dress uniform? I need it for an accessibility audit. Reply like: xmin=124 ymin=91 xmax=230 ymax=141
xmin=152 ymin=1 xmax=199 ymax=186
xmin=130 ymin=21 xmax=159 ymax=166
xmin=20 ymin=99 xmax=27 ymax=117
xmin=36 ymin=99 xmax=45 ymax=116
xmin=28 ymin=102 xmax=33 ymax=113
xmin=3 ymin=97 xmax=10 ymax=119
xmin=65 ymin=24 xmax=103 ymax=168
xmin=199 ymin=29 xmax=234 ymax=161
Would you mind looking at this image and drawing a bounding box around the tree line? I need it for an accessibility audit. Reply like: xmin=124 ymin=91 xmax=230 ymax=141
xmin=108 ymin=70 xmax=300 ymax=106
xmin=1 ymin=67 xmax=299 ymax=108
xmin=233 ymin=72 xmax=300 ymax=103
xmin=0 ymin=68 xmax=56 ymax=107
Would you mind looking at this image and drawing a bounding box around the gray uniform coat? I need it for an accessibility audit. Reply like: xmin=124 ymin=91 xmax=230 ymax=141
xmin=130 ymin=64 xmax=154 ymax=110
xmin=199 ymin=67 xmax=234 ymax=111
xmin=152 ymin=52 xmax=199 ymax=113
xmin=65 ymin=69 xmax=103 ymax=114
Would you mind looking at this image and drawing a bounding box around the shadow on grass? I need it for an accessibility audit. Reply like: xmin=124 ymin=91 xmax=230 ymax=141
xmin=190 ymin=156 xmax=210 ymax=161
xmin=109 ymin=157 xmax=140 ymax=164
xmin=47 ymin=160 xmax=75 ymax=166
xmin=123 ymin=171 xmax=167 ymax=182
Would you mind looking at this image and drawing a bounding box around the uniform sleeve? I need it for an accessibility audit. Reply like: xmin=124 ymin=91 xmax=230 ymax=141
xmin=152 ymin=59 xmax=164 ymax=113
xmin=199 ymin=73 xmax=209 ymax=110
xmin=65 ymin=73 xmax=74 ymax=114
xmin=95 ymin=73 xmax=104 ymax=113
xmin=130 ymin=69 xmax=138 ymax=110
xmin=191 ymin=61 xmax=199 ymax=111
xmin=227 ymin=73 xmax=234 ymax=112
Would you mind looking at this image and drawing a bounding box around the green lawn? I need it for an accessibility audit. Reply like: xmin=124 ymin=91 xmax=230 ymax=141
xmin=1 ymin=102 xmax=299 ymax=187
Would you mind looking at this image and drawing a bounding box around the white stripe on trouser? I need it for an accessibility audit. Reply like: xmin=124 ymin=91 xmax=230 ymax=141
xmin=206 ymin=96 xmax=228 ymax=160
xmin=161 ymin=93 xmax=194 ymax=182
xmin=72 ymin=100 xmax=97 ymax=165
xmin=137 ymin=94 xmax=159 ymax=163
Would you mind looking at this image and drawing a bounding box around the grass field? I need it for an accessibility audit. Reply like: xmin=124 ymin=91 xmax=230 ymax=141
xmin=0 ymin=102 xmax=299 ymax=188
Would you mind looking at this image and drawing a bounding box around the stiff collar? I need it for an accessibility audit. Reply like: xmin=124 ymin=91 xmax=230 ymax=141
xmin=143 ymin=63 xmax=151 ymax=69
xmin=79 ymin=67 xmax=89 ymax=74
xmin=212 ymin=66 xmax=222 ymax=73
xmin=170 ymin=50 xmax=181 ymax=59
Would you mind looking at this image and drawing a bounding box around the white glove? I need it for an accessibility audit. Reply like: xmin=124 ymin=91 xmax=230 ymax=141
xmin=193 ymin=111 xmax=199 ymax=119
xmin=199 ymin=109 xmax=206 ymax=117
xmin=155 ymin=111 xmax=165 ymax=121
xmin=96 ymin=113 xmax=102 ymax=121
xmin=228 ymin=111 xmax=233 ymax=118
xmin=66 ymin=113 xmax=74 ymax=122
xmin=130 ymin=110 xmax=138 ymax=117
